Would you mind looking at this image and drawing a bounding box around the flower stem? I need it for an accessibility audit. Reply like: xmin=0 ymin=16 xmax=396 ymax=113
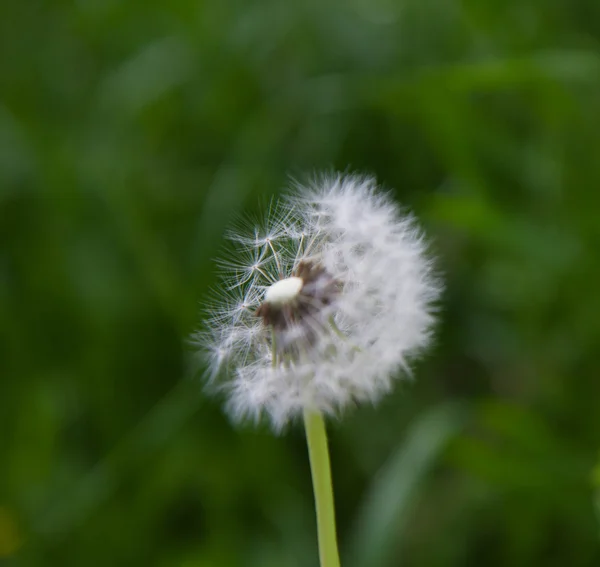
xmin=304 ymin=410 xmax=341 ymax=567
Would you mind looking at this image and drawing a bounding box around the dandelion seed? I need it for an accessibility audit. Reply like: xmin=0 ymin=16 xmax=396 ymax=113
xmin=194 ymin=173 xmax=441 ymax=431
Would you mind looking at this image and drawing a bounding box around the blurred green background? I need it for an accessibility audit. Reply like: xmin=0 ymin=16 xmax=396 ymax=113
xmin=2 ymin=0 xmax=600 ymax=565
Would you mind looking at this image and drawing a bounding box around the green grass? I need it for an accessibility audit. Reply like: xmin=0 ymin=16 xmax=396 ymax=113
xmin=2 ymin=0 xmax=600 ymax=565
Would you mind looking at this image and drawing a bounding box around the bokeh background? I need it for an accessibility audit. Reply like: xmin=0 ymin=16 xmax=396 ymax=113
xmin=2 ymin=0 xmax=600 ymax=566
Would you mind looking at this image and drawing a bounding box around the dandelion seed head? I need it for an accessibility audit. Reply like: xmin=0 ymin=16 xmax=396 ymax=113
xmin=194 ymin=173 xmax=442 ymax=431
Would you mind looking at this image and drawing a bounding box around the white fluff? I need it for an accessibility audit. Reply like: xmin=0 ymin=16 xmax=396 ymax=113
xmin=195 ymin=174 xmax=442 ymax=430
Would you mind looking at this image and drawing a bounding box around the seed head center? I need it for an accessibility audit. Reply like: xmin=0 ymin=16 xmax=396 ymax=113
xmin=264 ymin=277 xmax=303 ymax=306
xmin=255 ymin=261 xmax=340 ymax=334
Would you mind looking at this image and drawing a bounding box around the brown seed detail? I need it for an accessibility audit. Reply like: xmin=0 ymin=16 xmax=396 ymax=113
xmin=255 ymin=260 xmax=340 ymax=332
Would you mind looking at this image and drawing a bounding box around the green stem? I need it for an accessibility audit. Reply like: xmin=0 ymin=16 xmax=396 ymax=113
xmin=304 ymin=410 xmax=341 ymax=567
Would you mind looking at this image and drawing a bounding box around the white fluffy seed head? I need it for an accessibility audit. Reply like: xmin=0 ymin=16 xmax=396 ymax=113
xmin=194 ymin=173 xmax=442 ymax=431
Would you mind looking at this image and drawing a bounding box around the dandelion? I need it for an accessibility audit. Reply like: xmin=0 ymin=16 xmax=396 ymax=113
xmin=198 ymin=174 xmax=440 ymax=427
xmin=194 ymin=173 xmax=441 ymax=567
